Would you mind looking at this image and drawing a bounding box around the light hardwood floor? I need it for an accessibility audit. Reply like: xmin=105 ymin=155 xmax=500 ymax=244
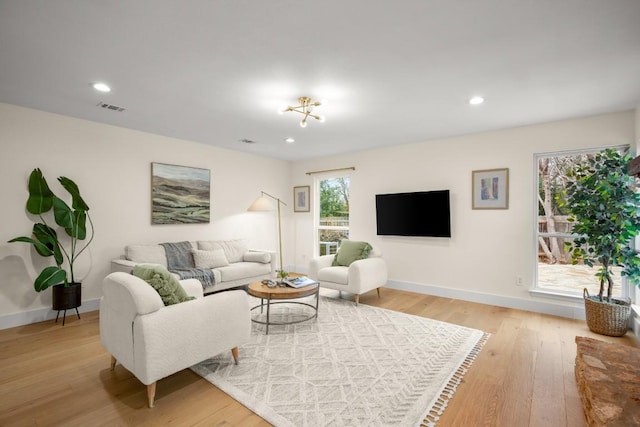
xmin=1 ymin=288 xmax=637 ymax=426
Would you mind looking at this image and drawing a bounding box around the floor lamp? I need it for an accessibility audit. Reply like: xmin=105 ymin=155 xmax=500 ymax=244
xmin=248 ymin=191 xmax=287 ymax=277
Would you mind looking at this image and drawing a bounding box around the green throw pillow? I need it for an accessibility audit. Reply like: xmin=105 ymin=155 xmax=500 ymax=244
xmin=132 ymin=264 xmax=195 ymax=306
xmin=332 ymin=240 xmax=373 ymax=267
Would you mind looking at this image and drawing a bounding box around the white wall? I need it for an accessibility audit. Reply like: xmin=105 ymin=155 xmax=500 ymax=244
xmin=0 ymin=103 xmax=291 ymax=327
xmin=2 ymin=103 xmax=637 ymax=328
xmin=291 ymin=111 xmax=637 ymax=317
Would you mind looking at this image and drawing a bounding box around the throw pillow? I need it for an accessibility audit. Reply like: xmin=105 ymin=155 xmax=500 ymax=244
xmin=192 ymin=248 xmax=230 ymax=269
xmin=243 ymin=251 xmax=271 ymax=263
xmin=332 ymin=240 xmax=373 ymax=267
xmin=198 ymin=239 xmax=249 ymax=263
xmin=132 ymin=264 xmax=195 ymax=306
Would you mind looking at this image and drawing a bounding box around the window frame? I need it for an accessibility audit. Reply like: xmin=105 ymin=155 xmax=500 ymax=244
xmin=313 ymin=172 xmax=350 ymax=257
xmin=532 ymin=145 xmax=633 ymax=301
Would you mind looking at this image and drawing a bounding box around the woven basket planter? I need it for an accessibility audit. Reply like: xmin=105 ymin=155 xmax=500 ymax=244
xmin=583 ymin=289 xmax=631 ymax=337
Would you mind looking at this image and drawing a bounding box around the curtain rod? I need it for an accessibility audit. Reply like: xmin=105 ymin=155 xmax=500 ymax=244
xmin=305 ymin=166 xmax=355 ymax=176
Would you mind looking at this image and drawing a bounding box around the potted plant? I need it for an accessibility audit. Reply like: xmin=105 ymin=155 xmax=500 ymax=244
xmin=9 ymin=168 xmax=94 ymax=321
xmin=562 ymin=148 xmax=640 ymax=336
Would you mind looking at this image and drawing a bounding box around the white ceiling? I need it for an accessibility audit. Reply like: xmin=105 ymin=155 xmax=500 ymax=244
xmin=1 ymin=1 xmax=639 ymax=161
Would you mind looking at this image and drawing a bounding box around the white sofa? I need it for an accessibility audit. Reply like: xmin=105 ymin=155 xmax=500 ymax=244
xmin=308 ymin=247 xmax=388 ymax=305
xmin=111 ymin=239 xmax=276 ymax=294
xmin=100 ymin=272 xmax=251 ymax=407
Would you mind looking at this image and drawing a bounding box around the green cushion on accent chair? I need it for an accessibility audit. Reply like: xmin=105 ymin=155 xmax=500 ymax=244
xmin=132 ymin=264 xmax=195 ymax=306
xmin=332 ymin=240 xmax=373 ymax=266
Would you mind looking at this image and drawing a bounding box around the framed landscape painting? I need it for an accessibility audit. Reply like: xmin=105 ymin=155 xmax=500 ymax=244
xmin=472 ymin=168 xmax=509 ymax=209
xmin=293 ymin=185 xmax=310 ymax=212
xmin=151 ymin=162 xmax=210 ymax=224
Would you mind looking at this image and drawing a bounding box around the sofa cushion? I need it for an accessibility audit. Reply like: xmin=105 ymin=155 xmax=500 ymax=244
xmin=192 ymin=249 xmax=230 ymax=269
xmin=216 ymin=262 xmax=271 ymax=282
xmin=198 ymin=239 xmax=249 ymax=263
xmin=332 ymin=240 xmax=373 ymax=267
xmin=126 ymin=244 xmax=168 ymax=267
xmin=132 ymin=264 xmax=195 ymax=306
xmin=243 ymin=251 xmax=271 ymax=264
xmin=318 ymin=266 xmax=349 ymax=285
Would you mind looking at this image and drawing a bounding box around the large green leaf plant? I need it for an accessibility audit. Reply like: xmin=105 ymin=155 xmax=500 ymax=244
xmin=562 ymin=148 xmax=640 ymax=302
xmin=9 ymin=168 xmax=94 ymax=291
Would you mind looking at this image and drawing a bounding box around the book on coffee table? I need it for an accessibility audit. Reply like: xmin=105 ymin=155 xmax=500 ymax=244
xmin=283 ymin=276 xmax=318 ymax=288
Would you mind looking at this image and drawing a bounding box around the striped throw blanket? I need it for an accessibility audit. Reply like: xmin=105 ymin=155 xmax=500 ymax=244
xmin=160 ymin=242 xmax=216 ymax=289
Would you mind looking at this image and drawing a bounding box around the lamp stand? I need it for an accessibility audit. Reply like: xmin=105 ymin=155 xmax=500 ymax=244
xmin=248 ymin=191 xmax=287 ymax=276
xmin=276 ymin=197 xmax=283 ymax=276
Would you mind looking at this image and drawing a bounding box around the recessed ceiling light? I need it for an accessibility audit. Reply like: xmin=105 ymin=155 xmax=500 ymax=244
xmin=469 ymin=96 xmax=484 ymax=105
xmin=285 ymin=137 xmax=295 ymax=143
xmin=91 ymin=82 xmax=111 ymax=92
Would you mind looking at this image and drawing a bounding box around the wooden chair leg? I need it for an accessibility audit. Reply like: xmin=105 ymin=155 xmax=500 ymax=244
xmin=355 ymin=294 xmax=360 ymax=305
xmin=376 ymin=288 xmax=381 ymax=298
xmin=110 ymin=355 xmax=117 ymax=370
xmin=231 ymin=347 xmax=239 ymax=365
xmin=147 ymin=382 xmax=156 ymax=408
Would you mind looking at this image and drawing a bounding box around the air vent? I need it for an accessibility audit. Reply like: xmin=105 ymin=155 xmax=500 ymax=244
xmin=97 ymin=102 xmax=125 ymax=112
xmin=239 ymin=138 xmax=257 ymax=144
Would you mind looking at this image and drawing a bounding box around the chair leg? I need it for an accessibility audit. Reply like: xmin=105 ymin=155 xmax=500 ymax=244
xmin=355 ymin=294 xmax=360 ymax=305
xmin=110 ymin=355 xmax=117 ymax=370
xmin=231 ymin=347 xmax=239 ymax=365
xmin=147 ymin=382 xmax=156 ymax=408
xmin=377 ymin=288 xmax=381 ymax=298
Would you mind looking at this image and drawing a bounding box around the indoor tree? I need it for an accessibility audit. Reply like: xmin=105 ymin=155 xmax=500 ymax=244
xmin=561 ymin=148 xmax=640 ymax=301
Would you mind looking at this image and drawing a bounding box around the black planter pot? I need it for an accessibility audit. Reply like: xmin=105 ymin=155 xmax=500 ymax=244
xmin=52 ymin=282 xmax=82 ymax=325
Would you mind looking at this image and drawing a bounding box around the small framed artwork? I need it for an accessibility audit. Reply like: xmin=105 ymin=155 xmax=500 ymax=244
xmin=472 ymin=168 xmax=509 ymax=209
xmin=293 ymin=185 xmax=310 ymax=212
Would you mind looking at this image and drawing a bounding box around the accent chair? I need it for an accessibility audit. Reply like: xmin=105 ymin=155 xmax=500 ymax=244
xmin=99 ymin=272 xmax=250 ymax=407
xmin=308 ymin=246 xmax=388 ymax=305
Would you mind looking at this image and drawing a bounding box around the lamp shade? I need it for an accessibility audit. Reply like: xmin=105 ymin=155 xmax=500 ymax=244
xmin=248 ymin=195 xmax=274 ymax=212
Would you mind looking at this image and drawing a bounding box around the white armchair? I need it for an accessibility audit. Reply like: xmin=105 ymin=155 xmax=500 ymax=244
xmin=308 ymin=247 xmax=388 ymax=305
xmin=99 ymin=272 xmax=251 ymax=407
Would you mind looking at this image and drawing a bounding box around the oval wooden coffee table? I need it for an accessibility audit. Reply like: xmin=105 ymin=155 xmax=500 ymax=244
xmin=247 ymin=280 xmax=319 ymax=334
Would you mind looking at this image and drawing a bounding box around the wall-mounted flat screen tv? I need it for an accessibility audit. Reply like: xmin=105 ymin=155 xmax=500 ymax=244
xmin=376 ymin=190 xmax=451 ymax=237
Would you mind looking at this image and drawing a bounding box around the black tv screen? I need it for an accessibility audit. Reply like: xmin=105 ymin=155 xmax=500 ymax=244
xmin=376 ymin=190 xmax=451 ymax=237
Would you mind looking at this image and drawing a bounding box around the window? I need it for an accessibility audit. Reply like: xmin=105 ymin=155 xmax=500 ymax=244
xmin=535 ymin=147 xmax=629 ymax=298
xmin=315 ymin=175 xmax=350 ymax=256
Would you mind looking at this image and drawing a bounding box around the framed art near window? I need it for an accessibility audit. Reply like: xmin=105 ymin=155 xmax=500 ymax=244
xmin=293 ymin=185 xmax=310 ymax=212
xmin=151 ymin=162 xmax=210 ymax=224
xmin=472 ymin=168 xmax=509 ymax=209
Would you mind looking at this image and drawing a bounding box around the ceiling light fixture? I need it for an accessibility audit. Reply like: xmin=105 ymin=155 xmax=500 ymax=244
xmin=279 ymin=96 xmax=325 ymax=128
xmin=469 ymin=96 xmax=484 ymax=105
xmin=285 ymin=137 xmax=295 ymax=143
xmin=91 ymin=82 xmax=111 ymax=92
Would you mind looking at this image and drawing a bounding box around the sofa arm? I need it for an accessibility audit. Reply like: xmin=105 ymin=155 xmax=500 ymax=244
xmin=100 ymin=272 xmax=165 ymax=371
xmin=102 ymin=272 xmax=165 ymax=318
xmin=308 ymin=254 xmax=335 ymax=279
xmin=110 ymin=259 xmax=138 ymax=274
xmin=249 ymin=249 xmax=277 ymax=276
xmin=348 ymin=257 xmax=388 ymax=294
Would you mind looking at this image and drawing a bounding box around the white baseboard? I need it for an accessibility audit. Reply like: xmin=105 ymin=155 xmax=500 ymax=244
xmin=385 ymin=279 xmax=587 ymax=320
xmin=0 ymin=298 xmax=101 ymax=330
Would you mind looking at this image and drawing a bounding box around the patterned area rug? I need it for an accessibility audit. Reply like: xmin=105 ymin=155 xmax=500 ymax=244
xmin=191 ymin=295 xmax=489 ymax=427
